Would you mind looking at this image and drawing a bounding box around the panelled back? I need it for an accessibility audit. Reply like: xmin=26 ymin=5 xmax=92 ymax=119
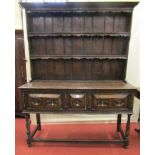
xmin=27 ymin=4 xmax=132 ymax=80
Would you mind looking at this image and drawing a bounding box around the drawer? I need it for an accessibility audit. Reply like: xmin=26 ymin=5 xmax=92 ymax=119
xmin=28 ymin=94 xmax=62 ymax=110
xmin=67 ymin=94 xmax=86 ymax=110
xmin=92 ymin=94 xmax=129 ymax=110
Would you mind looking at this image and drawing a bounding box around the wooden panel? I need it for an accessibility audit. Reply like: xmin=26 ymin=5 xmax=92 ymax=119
xmin=103 ymin=38 xmax=113 ymax=55
xmin=84 ymin=16 xmax=93 ymax=33
xmin=72 ymin=38 xmax=84 ymax=55
xmin=112 ymin=38 xmax=128 ymax=55
xmin=72 ymin=60 xmax=83 ymax=80
xmin=28 ymin=93 xmax=62 ymax=110
xmin=67 ymin=94 xmax=86 ymax=110
xmin=93 ymin=16 xmax=105 ymax=33
xmin=46 ymin=60 xmax=55 ymax=80
xmin=104 ymin=15 xmax=114 ymax=33
xmin=64 ymin=38 xmax=72 ymax=55
xmin=110 ymin=60 xmax=125 ymax=80
xmin=53 ymin=37 xmax=64 ymax=55
xmin=44 ymin=16 xmax=53 ymax=33
xmin=122 ymin=38 xmax=129 ymax=55
xmin=102 ymin=60 xmax=111 ymax=79
xmin=53 ymin=17 xmax=63 ymax=33
xmin=114 ymin=15 xmax=131 ymax=32
xmin=31 ymin=59 xmax=125 ymax=80
xmin=32 ymin=60 xmax=47 ymax=80
xmin=30 ymin=38 xmax=45 ymax=55
xmin=46 ymin=60 xmax=71 ymax=80
xmin=84 ymin=38 xmax=92 ymax=55
xmin=92 ymin=93 xmax=128 ymax=110
xmin=45 ymin=38 xmax=54 ymax=55
xmin=84 ymin=60 xmax=92 ymax=80
xmin=27 ymin=15 xmax=33 ymax=32
xmin=92 ymin=60 xmax=103 ymax=80
xmin=55 ymin=60 xmax=65 ymax=80
xmin=64 ymin=17 xmax=72 ymax=33
xmin=32 ymin=60 xmax=74 ymax=80
xmin=92 ymin=38 xmax=103 ymax=55
xmin=64 ymin=60 xmax=72 ymax=80
xmin=32 ymin=16 xmax=44 ymax=33
xmin=72 ymin=16 xmax=84 ymax=33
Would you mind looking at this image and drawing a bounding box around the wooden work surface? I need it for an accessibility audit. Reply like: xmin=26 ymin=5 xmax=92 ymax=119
xmin=19 ymin=80 xmax=136 ymax=90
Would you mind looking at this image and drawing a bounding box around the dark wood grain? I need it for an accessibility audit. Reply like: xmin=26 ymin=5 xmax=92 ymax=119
xmin=19 ymin=2 xmax=138 ymax=147
xmin=27 ymin=8 xmax=131 ymax=81
xmin=19 ymin=80 xmax=136 ymax=90
xmin=20 ymin=2 xmax=138 ymax=11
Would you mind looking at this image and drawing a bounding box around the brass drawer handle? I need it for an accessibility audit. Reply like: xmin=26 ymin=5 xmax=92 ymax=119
xmin=46 ymin=99 xmax=58 ymax=107
xmin=31 ymin=101 xmax=39 ymax=106
xmin=101 ymin=100 xmax=108 ymax=107
xmin=72 ymin=99 xmax=81 ymax=107
xmin=50 ymin=100 xmax=55 ymax=107
xmin=96 ymin=99 xmax=109 ymax=107
xmin=114 ymin=100 xmax=124 ymax=107
xmin=75 ymin=100 xmax=80 ymax=107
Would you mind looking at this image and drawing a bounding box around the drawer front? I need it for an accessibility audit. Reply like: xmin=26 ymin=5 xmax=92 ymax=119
xmin=28 ymin=94 xmax=62 ymax=110
xmin=67 ymin=94 xmax=86 ymax=110
xmin=93 ymin=94 xmax=129 ymax=110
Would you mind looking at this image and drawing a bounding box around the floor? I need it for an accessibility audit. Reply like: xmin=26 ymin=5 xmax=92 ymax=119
xmin=15 ymin=118 xmax=140 ymax=155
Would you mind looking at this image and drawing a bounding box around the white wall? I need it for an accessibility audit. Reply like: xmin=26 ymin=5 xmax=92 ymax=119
xmin=15 ymin=0 xmax=22 ymax=29
xmin=126 ymin=3 xmax=140 ymax=122
xmin=15 ymin=0 xmax=140 ymax=124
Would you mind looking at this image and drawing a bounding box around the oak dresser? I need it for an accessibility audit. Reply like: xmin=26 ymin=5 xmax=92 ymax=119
xmin=19 ymin=2 xmax=138 ymax=148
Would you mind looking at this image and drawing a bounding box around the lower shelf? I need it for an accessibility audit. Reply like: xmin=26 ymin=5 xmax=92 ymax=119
xmin=31 ymin=138 xmax=124 ymax=144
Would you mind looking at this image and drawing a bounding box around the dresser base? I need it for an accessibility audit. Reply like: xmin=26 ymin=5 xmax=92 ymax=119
xmin=25 ymin=113 xmax=131 ymax=148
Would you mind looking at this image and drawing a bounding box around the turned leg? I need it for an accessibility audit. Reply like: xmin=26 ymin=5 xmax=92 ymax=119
xmin=117 ymin=114 xmax=122 ymax=132
xmin=135 ymin=113 xmax=140 ymax=133
xmin=36 ymin=113 xmax=41 ymax=130
xmin=124 ymin=114 xmax=132 ymax=148
xmin=25 ymin=114 xmax=32 ymax=147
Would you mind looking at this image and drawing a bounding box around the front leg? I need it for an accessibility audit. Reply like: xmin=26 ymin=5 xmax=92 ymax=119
xmin=25 ymin=114 xmax=32 ymax=147
xmin=124 ymin=114 xmax=132 ymax=148
xmin=117 ymin=114 xmax=122 ymax=132
xmin=36 ymin=113 xmax=41 ymax=130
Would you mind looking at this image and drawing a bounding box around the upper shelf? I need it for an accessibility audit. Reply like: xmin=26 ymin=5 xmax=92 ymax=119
xmin=26 ymin=10 xmax=132 ymax=14
xmin=28 ymin=32 xmax=130 ymax=38
xmin=30 ymin=55 xmax=128 ymax=60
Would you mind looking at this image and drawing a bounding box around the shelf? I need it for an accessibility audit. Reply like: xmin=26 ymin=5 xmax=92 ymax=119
xmin=28 ymin=33 xmax=130 ymax=38
xmin=27 ymin=10 xmax=132 ymax=14
xmin=30 ymin=55 xmax=127 ymax=60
